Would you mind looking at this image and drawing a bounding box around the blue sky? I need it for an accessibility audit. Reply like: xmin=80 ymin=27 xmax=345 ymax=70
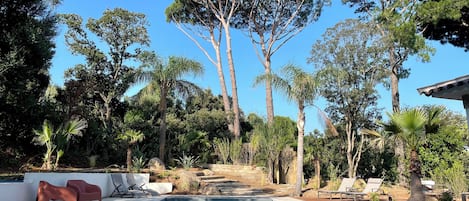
xmin=51 ymin=0 xmax=469 ymax=134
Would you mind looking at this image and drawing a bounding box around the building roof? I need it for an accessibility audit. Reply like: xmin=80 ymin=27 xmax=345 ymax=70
xmin=417 ymin=74 xmax=469 ymax=100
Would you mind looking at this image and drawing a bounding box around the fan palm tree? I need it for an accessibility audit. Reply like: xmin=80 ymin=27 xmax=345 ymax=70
xmin=117 ymin=129 xmax=145 ymax=172
xmin=33 ymin=118 xmax=87 ymax=170
xmin=254 ymin=63 xmax=319 ymax=196
xmin=364 ymin=106 xmax=444 ymax=201
xmin=137 ymin=51 xmax=204 ymax=162
xmin=33 ymin=120 xmax=55 ymax=170
xmin=389 ymin=108 xmax=427 ymax=201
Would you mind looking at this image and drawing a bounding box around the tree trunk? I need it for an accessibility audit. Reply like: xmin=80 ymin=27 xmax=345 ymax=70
xmin=223 ymin=24 xmax=240 ymax=138
xmin=210 ymin=30 xmax=235 ymax=135
xmin=315 ymin=157 xmax=320 ymax=189
xmin=176 ymin=21 xmax=235 ymax=135
xmin=389 ymin=48 xmax=407 ymax=186
xmin=158 ymin=88 xmax=168 ymax=162
xmin=265 ymin=57 xmax=274 ymax=125
xmin=100 ymin=93 xmax=113 ymax=132
xmin=276 ymin=157 xmax=280 ymax=184
xmin=295 ymin=103 xmax=305 ymax=196
xmin=43 ymin=148 xmax=53 ymax=170
xmin=345 ymin=118 xmax=355 ymax=178
xmin=127 ymin=145 xmax=132 ymax=172
xmin=267 ymin=158 xmax=274 ymax=183
xmin=277 ymin=152 xmax=287 ymax=184
xmin=408 ymin=150 xmax=425 ymax=201
xmin=396 ymin=138 xmax=406 ymax=186
xmin=390 ymin=50 xmax=400 ymax=113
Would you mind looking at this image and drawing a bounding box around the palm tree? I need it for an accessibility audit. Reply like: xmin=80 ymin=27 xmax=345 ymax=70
xmin=33 ymin=120 xmax=55 ymax=170
xmin=137 ymin=51 xmax=204 ymax=162
xmin=117 ymin=129 xmax=145 ymax=172
xmin=389 ymin=108 xmax=427 ymax=201
xmin=33 ymin=118 xmax=87 ymax=170
xmin=254 ymin=63 xmax=319 ymax=196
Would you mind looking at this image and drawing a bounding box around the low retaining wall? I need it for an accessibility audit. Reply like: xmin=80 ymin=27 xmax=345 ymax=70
xmin=206 ymin=164 xmax=268 ymax=185
xmin=22 ymin=172 xmax=172 ymax=201
xmin=0 ymin=182 xmax=33 ymax=201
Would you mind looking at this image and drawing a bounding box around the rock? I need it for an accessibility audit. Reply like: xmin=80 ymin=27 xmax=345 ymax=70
xmin=148 ymin=157 xmax=165 ymax=171
xmin=200 ymin=184 xmax=221 ymax=195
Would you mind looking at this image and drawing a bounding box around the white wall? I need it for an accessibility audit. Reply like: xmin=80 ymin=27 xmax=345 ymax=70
xmin=0 ymin=182 xmax=33 ymax=201
xmin=24 ymin=172 xmax=148 ymax=200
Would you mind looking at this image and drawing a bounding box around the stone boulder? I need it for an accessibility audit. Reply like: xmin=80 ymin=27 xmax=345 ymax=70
xmin=148 ymin=157 xmax=165 ymax=171
xmin=199 ymin=184 xmax=221 ymax=195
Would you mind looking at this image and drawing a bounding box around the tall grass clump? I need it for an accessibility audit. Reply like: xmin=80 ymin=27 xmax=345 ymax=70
xmin=214 ymin=138 xmax=230 ymax=164
xmin=230 ymin=138 xmax=242 ymax=164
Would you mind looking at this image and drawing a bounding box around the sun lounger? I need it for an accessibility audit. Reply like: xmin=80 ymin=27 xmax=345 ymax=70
xmin=341 ymin=178 xmax=384 ymax=201
xmin=110 ymin=173 xmax=134 ymax=198
xmin=126 ymin=173 xmax=150 ymax=196
xmin=318 ymin=177 xmax=356 ymax=199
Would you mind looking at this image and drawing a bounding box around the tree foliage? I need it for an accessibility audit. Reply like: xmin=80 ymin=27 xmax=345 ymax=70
xmin=255 ymin=64 xmax=319 ymax=195
xmin=418 ymin=0 xmax=469 ymax=51
xmin=234 ymin=0 xmax=329 ymax=124
xmin=343 ymin=0 xmax=434 ymax=184
xmin=387 ymin=108 xmax=428 ymax=201
xmin=0 ymin=0 xmax=57 ymax=160
xmin=136 ymin=51 xmax=204 ymax=162
xmin=343 ymin=0 xmax=433 ymax=112
xmin=309 ymin=19 xmax=387 ymax=178
xmin=418 ymin=106 xmax=468 ymax=195
xmin=166 ymin=0 xmax=242 ymax=137
xmin=32 ymin=118 xmax=88 ymax=170
xmin=60 ymin=8 xmax=150 ymax=134
xmin=116 ymin=128 xmax=144 ymax=172
xmin=249 ymin=115 xmax=296 ymax=184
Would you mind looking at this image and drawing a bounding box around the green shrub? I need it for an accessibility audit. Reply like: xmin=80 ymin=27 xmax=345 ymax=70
xmin=432 ymin=160 xmax=467 ymax=195
xmin=174 ymin=152 xmax=199 ymax=169
xmin=157 ymin=170 xmax=171 ymax=180
xmin=438 ymin=191 xmax=453 ymax=201
xmin=369 ymin=192 xmax=380 ymax=201
xmin=131 ymin=156 xmax=146 ymax=173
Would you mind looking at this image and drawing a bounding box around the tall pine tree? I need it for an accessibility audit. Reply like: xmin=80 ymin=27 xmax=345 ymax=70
xmin=0 ymin=0 xmax=57 ymax=158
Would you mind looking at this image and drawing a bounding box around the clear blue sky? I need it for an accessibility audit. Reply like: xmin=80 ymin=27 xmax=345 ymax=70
xmin=51 ymin=0 xmax=469 ymax=134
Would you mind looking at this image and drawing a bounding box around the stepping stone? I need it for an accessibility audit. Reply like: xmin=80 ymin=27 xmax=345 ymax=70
xmin=198 ymin=175 xmax=225 ymax=180
xmin=202 ymin=178 xmax=237 ymax=183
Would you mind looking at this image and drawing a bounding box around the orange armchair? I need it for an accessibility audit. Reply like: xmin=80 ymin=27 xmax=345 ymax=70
xmin=66 ymin=180 xmax=102 ymax=201
xmin=37 ymin=180 xmax=77 ymax=201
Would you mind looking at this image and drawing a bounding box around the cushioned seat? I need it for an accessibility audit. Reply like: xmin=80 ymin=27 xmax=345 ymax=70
xmin=67 ymin=180 xmax=102 ymax=201
xmin=37 ymin=180 xmax=77 ymax=201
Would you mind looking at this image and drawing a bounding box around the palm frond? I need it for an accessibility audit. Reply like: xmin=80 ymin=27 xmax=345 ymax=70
xmin=174 ymin=80 xmax=203 ymax=99
xmin=61 ymin=118 xmax=88 ymax=139
xmin=32 ymin=120 xmax=54 ymax=146
xmin=314 ymin=105 xmax=338 ymax=136
xmin=360 ymin=128 xmax=381 ymax=137
xmin=390 ymin=108 xmax=427 ymax=149
xmin=135 ymin=51 xmax=162 ymax=84
xmin=167 ymin=56 xmax=204 ymax=79
xmin=424 ymin=105 xmax=444 ymax=134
